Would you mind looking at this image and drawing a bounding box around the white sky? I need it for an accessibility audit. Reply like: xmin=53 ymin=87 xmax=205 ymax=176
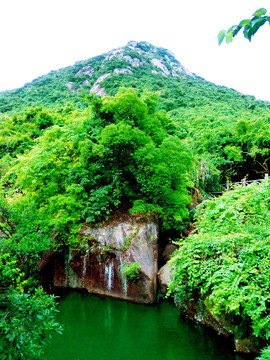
xmin=0 ymin=0 xmax=270 ymax=101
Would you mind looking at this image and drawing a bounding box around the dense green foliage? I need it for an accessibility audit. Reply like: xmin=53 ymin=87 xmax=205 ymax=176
xmin=171 ymin=102 xmax=270 ymax=190
xmin=2 ymin=89 xmax=193 ymax=243
xmin=0 ymin=86 xmax=193 ymax=357
xmin=257 ymin=346 xmax=270 ymax=360
xmin=0 ymin=190 xmax=62 ymax=358
xmin=169 ymin=180 xmax=270 ymax=349
xmin=0 ymin=250 xmax=62 ymax=359
xmin=2 ymin=41 xmax=270 ymax=189
xmin=1 ymin=41 xmax=270 ymax=357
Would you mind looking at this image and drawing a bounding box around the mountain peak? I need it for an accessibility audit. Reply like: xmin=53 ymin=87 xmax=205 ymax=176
xmin=66 ymin=41 xmax=194 ymax=96
xmin=0 ymin=41 xmax=197 ymax=114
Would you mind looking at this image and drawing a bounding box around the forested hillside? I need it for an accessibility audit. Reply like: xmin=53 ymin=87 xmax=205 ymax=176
xmin=1 ymin=41 xmax=270 ymax=359
xmin=1 ymin=41 xmax=270 ymax=190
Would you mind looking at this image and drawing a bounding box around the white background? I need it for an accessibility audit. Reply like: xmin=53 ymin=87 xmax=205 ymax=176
xmin=1 ymin=0 xmax=269 ymax=101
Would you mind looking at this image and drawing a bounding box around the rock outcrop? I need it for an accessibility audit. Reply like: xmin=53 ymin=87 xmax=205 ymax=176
xmin=89 ymin=73 xmax=110 ymax=96
xmin=65 ymin=82 xmax=77 ymax=93
xmin=64 ymin=41 xmax=195 ymax=97
xmin=157 ymin=263 xmax=172 ymax=295
xmin=150 ymin=58 xmax=171 ymax=76
xmin=161 ymin=243 xmax=178 ymax=263
xmin=53 ymin=214 xmax=158 ymax=303
xmin=174 ymin=296 xmax=261 ymax=354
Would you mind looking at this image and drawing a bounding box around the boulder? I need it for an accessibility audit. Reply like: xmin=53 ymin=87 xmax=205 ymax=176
xmin=54 ymin=214 xmax=158 ymax=304
xmin=157 ymin=263 xmax=173 ymax=295
xmin=89 ymin=84 xmax=107 ymax=96
xmin=150 ymin=58 xmax=170 ymax=76
xmin=75 ymin=65 xmax=94 ymax=77
xmin=89 ymin=73 xmax=110 ymax=96
xmin=234 ymin=338 xmax=260 ymax=354
xmin=114 ymin=68 xmax=133 ymax=75
xmin=65 ymin=82 xmax=77 ymax=93
xmin=161 ymin=244 xmax=178 ymax=262
xmin=174 ymin=296 xmax=261 ymax=353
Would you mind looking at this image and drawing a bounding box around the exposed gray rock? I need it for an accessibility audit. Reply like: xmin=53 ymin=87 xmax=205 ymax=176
xmin=75 ymin=65 xmax=94 ymax=77
xmin=175 ymin=65 xmax=194 ymax=77
xmin=104 ymin=49 xmax=124 ymax=62
xmin=68 ymin=42 xmax=195 ymax=97
xmin=171 ymin=70 xmax=180 ymax=77
xmin=150 ymin=58 xmax=170 ymax=76
xmin=161 ymin=244 xmax=178 ymax=262
xmin=90 ymin=84 xmax=107 ymax=96
xmin=133 ymin=47 xmax=146 ymax=56
xmin=95 ymin=73 xmax=111 ymax=84
xmin=65 ymin=82 xmax=77 ymax=93
xmin=158 ymin=263 xmax=173 ymax=295
xmin=123 ymin=55 xmax=146 ymax=67
xmin=54 ymin=214 xmax=159 ymax=303
xmin=128 ymin=40 xmax=139 ymax=48
xmin=89 ymin=73 xmax=110 ymax=96
xmin=114 ymin=68 xmax=133 ymax=75
xmin=127 ymin=41 xmax=150 ymax=56
xmin=174 ymin=295 xmax=260 ymax=353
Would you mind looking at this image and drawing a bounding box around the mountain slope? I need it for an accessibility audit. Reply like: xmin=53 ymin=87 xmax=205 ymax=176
xmin=1 ymin=40 xmax=269 ymax=114
xmin=0 ymin=41 xmax=193 ymax=113
xmin=1 ymin=41 xmax=270 ymax=187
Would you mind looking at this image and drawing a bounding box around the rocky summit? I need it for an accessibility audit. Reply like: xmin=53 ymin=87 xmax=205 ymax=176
xmin=65 ymin=40 xmax=194 ymax=96
xmin=0 ymin=40 xmax=196 ymax=114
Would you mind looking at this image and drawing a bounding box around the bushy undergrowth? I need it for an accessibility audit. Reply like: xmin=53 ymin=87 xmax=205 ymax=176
xmin=169 ymin=180 xmax=270 ymax=352
xmin=0 ymin=252 xmax=62 ymax=359
xmin=257 ymin=346 xmax=270 ymax=360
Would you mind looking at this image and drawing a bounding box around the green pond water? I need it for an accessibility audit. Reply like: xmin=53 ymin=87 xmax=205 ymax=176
xmin=43 ymin=291 xmax=252 ymax=360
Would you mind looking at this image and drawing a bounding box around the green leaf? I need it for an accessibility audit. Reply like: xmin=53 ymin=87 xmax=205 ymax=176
xmin=218 ymin=30 xmax=226 ymax=45
xmin=239 ymin=19 xmax=251 ymax=27
xmin=226 ymin=30 xmax=234 ymax=43
xmin=243 ymin=26 xmax=252 ymax=41
xmin=253 ymin=8 xmax=267 ymax=18
xmin=250 ymin=17 xmax=268 ymax=34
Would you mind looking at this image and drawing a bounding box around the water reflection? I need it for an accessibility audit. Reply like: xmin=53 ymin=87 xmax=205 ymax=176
xmin=44 ymin=291 xmax=254 ymax=360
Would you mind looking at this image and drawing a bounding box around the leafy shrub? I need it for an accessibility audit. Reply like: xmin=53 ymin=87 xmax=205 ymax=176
xmin=257 ymin=346 xmax=270 ymax=360
xmin=0 ymin=253 xmax=62 ymax=359
xmin=122 ymin=262 xmax=141 ymax=281
xmin=169 ymin=180 xmax=270 ymax=341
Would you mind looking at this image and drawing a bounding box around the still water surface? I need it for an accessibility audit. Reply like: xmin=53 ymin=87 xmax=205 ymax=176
xmin=44 ymin=292 xmax=252 ymax=360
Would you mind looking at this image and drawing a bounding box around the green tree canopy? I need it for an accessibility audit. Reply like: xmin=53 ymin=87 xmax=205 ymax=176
xmin=1 ymin=89 xmax=193 ymax=251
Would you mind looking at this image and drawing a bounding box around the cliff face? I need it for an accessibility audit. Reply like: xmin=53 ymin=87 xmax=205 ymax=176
xmin=53 ymin=214 xmax=158 ymax=304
